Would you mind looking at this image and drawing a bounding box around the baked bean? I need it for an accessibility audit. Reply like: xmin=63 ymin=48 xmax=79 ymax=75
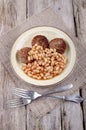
xmin=22 ymin=44 xmax=67 ymax=80
xmin=36 ymin=76 xmax=42 ymax=80
xmin=27 ymin=72 xmax=32 ymax=77
xmin=40 ymin=73 xmax=44 ymax=77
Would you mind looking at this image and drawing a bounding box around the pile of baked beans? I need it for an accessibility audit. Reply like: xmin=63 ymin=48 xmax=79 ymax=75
xmin=22 ymin=44 xmax=67 ymax=80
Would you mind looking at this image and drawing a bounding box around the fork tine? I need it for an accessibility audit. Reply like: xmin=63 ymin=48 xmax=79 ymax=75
xmin=12 ymin=88 xmax=34 ymax=97
xmin=6 ymin=98 xmax=24 ymax=108
xmin=6 ymin=103 xmax=25 ymax=108
xmin=6 ymin=99 xmax=23 ymax=104
xmin=6 ymin=102 xmax=23 ymax=106
xmin=12 ymin=87 xmax=33 ymax=94
xmin=12 ymin=88 xmax=34 ymax=98
xmin=6 ymin=98 xmax=22 ymax=102
xmin=12 ymin=91 xmax=31 ymax=98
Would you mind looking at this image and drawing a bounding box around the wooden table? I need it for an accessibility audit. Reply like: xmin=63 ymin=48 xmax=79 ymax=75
xmin=0 ymin=0 xmax=86 ymax=130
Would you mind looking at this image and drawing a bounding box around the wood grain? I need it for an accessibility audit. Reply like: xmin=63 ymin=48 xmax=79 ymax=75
xmin=0 ymin=0 xmax=86 ymax=130
xmin=51 ymin=0 xmax=75 ymax=34
xmin=60 ymin=92 xmax=83 ymax=130
xmin=28 ymin=0 xmax=53 ymax=17
xmin=82 ymin=87 xmax=86 ymax=130
xmin=0 ymin=0 xmax=4 ymax=34
xmin=0 ymin=0 xmax=26 ymax=130
xmin=73 ymin=1 xmax=86 ymax=130
xmin=39 ymin=105 xmax=61 ymax=130
xmin=0 ymin=0 xmax=26 ymax=35
xmin=0 ymin=64 xmax=26 ymax=130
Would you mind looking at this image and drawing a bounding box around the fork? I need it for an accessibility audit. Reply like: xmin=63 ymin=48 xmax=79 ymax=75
xmin=11 ymin=84 xmax=73 ymax=99
xmin=6 ymin=98 xmax=31 ymax=108
xmin=6 ymin=95 xmax=84 ymax=108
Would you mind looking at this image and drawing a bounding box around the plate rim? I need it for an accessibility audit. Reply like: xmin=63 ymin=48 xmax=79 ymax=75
xmin=10 ymin=26 xmax=76 ymax=86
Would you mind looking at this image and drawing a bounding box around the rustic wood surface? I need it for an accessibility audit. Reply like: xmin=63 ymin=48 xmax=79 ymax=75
xmin=0 ymin=0 xmax=86 ymax=130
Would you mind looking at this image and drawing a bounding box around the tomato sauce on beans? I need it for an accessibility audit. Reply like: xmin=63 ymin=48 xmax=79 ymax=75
xmin=22 ymin=44 xmax=67 ymax=80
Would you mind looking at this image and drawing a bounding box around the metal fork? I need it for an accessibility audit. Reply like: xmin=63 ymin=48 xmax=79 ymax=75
xmin=11 ymin=84 xmax=73 ymax=99
xmin=6 ymin=95 xmax=83 ymax=108
xmin=6 ymin=98 xmax=31 ymax=108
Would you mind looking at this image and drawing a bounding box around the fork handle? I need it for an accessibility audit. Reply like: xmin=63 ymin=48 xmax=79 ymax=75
xmin=45 ymin=95 xmax=83 ymax=103
xmin=42 ymin=84 xmax=73 ymax=95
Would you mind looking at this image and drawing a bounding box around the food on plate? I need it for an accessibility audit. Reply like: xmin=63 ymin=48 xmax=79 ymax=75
xmin=16 ymin=47 xmax=31 ymax=64
xmin=22 ymin=44 xmax=67 ymax=80
xmin=32 ymin=35 xmax=49 ymax=49
xmin=49 ymin=38 xmax=66 ymax=54
xmin=16 ymin=35 xmax=67 ymax=80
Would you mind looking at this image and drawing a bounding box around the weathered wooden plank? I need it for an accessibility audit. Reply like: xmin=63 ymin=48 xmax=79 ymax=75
xmin=82 ymin=87 xmax=86 ymax=130
xmin=73 ymin=0 xmax=86 ymax=46
xmin=60 ymin=91 xmax=83 ymax=130
xmin=27 ymin=102 xmax=61 ymax=130
xmin=72 ymin=0 xmax=86 ymax=71
xmin=39 ymin=105 xmax=61 ymax=130
xmin=2 ymin=108 xmax=26 ymax=130
xmin=0 ymin=63 xmax=26 ymax=130
xmin=0 ymin=0 xmax=27 ymax=130
xmin=26 ymin=108 xmax=40 ymax=130
xmin=27 ymin=92 xmax=84 ymax=130
xmin=73 ymin=1 xmax=86 ymax=130
xmin=0 ymin=0 xmax=4 ymax=34
xmin=28 ymin=0 xmax=53 ymax=17
xmin=0 ymin=0 xmax=26 ymax=34
xmin=51 ymin=0 xmax=75 ymax=34
xmin=0 ymin=63 xmax=4 ymax=112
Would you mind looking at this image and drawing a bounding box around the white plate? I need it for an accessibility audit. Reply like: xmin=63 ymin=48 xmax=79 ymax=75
xmin=11 ymin=26 xmax=76 ymax=86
